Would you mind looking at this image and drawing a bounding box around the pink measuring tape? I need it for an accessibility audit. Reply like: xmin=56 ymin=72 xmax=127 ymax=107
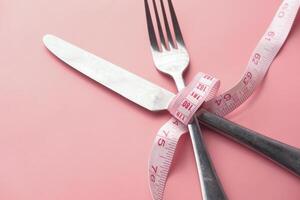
xmin=148 ymin=0 xmax=300 ymax=199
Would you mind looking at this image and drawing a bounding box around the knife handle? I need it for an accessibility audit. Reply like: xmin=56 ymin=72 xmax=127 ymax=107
xmin=198 ymin=110 xmax=300 ymax=176
xmin=188 ymin=117 xmax=228 ymax=200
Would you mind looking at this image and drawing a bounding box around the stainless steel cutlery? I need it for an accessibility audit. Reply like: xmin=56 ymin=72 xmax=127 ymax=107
xmin=43 ymin=34 xmax=300 ymax=179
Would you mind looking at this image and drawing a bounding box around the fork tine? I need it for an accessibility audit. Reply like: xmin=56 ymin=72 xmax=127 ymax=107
xmin=144 ymin=0 xmax=160 ymax=51
xmin=167 ymin=0 xmax=185 ymax=46
xmin=152 ymin=0 xmax=168 ymax=50
xmin=160 ymin=0 xmax=175 ymax=48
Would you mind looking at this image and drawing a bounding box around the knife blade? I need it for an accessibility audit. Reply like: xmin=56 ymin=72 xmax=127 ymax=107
xmin=43 ymin=34 xmax=173 ymax=112
xmin=43 ymin=34 xmax=300 ymax=176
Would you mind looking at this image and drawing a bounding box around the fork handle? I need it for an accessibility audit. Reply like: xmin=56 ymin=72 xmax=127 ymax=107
xmin=188 ymin=117 xmax=228 ymax=200
xmin=198 ymin=110 xmax=300 ymax=176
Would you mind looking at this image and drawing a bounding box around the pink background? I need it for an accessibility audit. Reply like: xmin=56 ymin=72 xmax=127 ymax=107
xmin=1 ymin=0 xmax=300 ymax=199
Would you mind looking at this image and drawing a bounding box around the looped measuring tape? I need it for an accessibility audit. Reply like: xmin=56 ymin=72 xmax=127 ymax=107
xmin=148 ymin=0 xmax=300 ymax=200
xmin=168 ymin=73 xmax=220 ymax=125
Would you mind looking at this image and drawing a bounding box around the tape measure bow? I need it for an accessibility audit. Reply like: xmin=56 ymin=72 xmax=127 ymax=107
xmin=168 ymin=73 xmax=220 ymax=125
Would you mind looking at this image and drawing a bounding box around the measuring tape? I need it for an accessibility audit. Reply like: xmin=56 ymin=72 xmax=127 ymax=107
xmin=148 ymin=0 xmax=300 ymax=199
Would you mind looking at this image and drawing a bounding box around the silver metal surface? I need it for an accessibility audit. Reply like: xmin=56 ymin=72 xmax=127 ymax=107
xmin=43 ymin=34 xmax=174 ymax=111
xmin=43 ymin=34 xmax=300 ymax=180
xmin=144 ymin=0 xmax=227 ymax=199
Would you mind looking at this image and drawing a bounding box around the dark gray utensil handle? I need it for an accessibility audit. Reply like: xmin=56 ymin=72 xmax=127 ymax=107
xmin=188 ymin=118 xmax=228 ymax=200
xmin=198 ymin=110 xmax=300 ymax=176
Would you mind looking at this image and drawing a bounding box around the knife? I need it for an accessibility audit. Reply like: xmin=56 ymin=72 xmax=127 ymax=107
xmin=43 ymin=34 xmax=300 ymax=176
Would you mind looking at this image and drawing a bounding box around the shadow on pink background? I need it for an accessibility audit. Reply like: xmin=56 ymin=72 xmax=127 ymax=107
xmin=0 ymin=0 xmax=299 ymax=199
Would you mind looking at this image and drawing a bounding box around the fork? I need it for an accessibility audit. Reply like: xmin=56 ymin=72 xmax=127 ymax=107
xmin=144 ymin=0 xmax=227 ymax=199
xmin=144 ymin=0 xmax=300 ymax=181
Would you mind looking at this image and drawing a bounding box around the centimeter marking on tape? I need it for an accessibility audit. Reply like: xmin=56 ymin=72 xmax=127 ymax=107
xmin=149 ymin=119 xmax=187 ymax=200
xmin=149 ymin=0 xmax=300 ymax=200
xmin=205 ymin=0 xmax=300 ymax=116
xmin=168 ymin=73 xmax=220 ymax=125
